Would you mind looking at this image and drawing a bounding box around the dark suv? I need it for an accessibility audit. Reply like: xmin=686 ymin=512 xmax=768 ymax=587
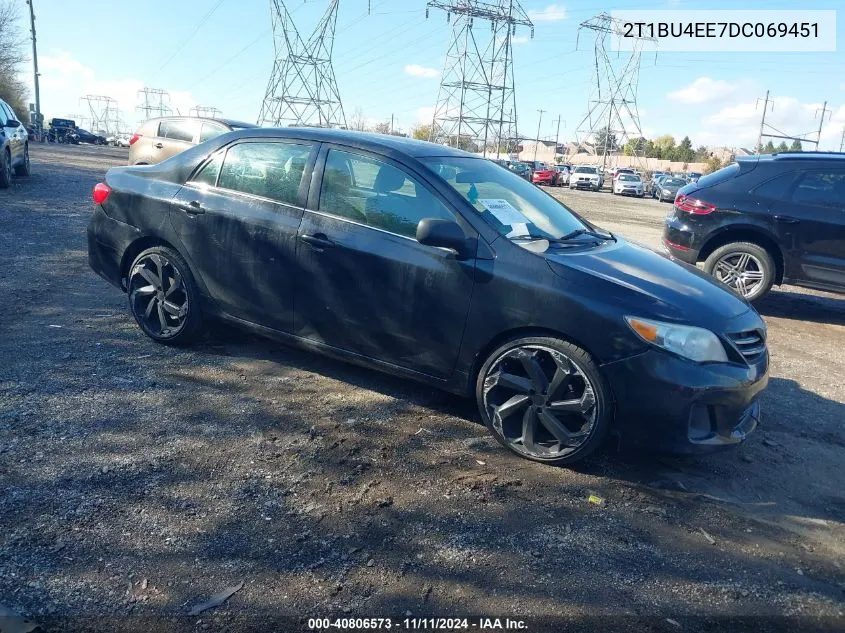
xmin=664 ymin=153 xmax=845 ymax=302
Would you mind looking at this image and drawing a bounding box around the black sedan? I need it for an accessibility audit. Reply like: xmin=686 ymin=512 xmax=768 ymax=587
xmin=76 ymin=128 xmax=107 ymax=145
xmin=654 ymin=176 xmax=688 ymax=202
xmin=88 ymin=128 xmax=768 ymax=465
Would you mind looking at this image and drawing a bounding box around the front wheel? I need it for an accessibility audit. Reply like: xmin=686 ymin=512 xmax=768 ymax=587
xmin=15 ymin=145 xmax=31 ymax=177
xmin=476 ymin=336 xmax=612 ymax=466
xmin=127 ymin=246 xmax=203 ymax=345
xmin=704 ymin=242 xmax=775 ymax=302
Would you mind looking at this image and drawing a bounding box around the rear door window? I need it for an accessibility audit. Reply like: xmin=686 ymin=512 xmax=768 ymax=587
xmin=199 ymin=122 xmax=228 ymax=143
xmin=217 ymin=142 xmax=313 ymax=205
xmin=751 ymin=173 xmax=797 ymax=201
xmin=190 ymin=152 xmax=224 ymax=188
xmin=695 ymin=163 xmax=739 ymax=188
xmin=158 ymin=119 xmax=198 ymax=143
xmin=790 ymin=171 xmax=845 ymax=209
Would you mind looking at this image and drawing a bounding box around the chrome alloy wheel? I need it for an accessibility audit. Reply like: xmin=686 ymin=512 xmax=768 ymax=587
xmin=482 ymin=345 xmax=598 ymax=459
xmin=128 ymin=253 xmax=189 ymax=338
xmin=713 ymin=252 xmax=765 ymax=299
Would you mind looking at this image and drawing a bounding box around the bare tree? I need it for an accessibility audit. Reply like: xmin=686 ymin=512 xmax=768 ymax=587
xmin=348 ymin=107 xmax=366 ymax=132
xmin=372 ymin=121 xmax=391 ymax=135
xmin=0 ymin=1 xmax=28 ymax=118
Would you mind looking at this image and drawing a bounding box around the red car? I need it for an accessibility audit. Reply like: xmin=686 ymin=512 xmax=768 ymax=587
xmin=531 ymin=165 xmax=558 ymax=186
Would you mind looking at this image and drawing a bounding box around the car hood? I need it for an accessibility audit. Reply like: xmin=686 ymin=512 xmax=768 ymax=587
xmin=544 ymin=237 xmax=750 ymax=322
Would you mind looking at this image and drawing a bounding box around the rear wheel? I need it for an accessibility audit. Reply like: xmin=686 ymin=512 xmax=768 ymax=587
xmin=704 ymin=242 xmax=775 ymax=302
xmin=0 ymin=149 xmax=11 ymax=188
xmin=476 ymin=336 xmax=612 ymax=466
xmin=127 ymin=246 xmax=203 ymax=345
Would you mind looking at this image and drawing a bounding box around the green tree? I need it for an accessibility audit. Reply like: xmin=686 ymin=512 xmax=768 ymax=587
xmin=763 ymin=140 xmax=776 ymax=154
xmin=412 ymin=124 xmax=432 ymax=141
xmin=594 ymin=127 xmax=618 ymax=155
xmin=789 ymin=139 xmax=803 ymax=152
xmin=653 ymin=134 xmax=676 ymax=160
xmin=704 ymin=155 xmax=725 ymax=174
xmin=776 ymin=141 xmax=789 ymax=153
xmin=694 ymin=145 xmax=709 ymax=160
xmin=623 ymin=136 xmax=647 ymax=156
xmin=673 ymin=136 xmax=695 ymax=163
xmin=0 ymin=2 xmax=28 ymax=119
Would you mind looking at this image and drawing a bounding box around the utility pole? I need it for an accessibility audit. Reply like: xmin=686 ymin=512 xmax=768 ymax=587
xmin=390 ymin=114 xmax=394 ymax=135
xmin=534 ymin=109 xmax=545 ymax=163
xmin=839 ymin=127 xmax=845 ymax=153
xmin=756 ymin=90 xmax=772 ymax=154
xmin=814 ymin=101 xmax=832 ymax=150
xmin=554 ymin=115 xmax=562 ymax=163
xmin=26 ymin=0 xmax=42 ymax=138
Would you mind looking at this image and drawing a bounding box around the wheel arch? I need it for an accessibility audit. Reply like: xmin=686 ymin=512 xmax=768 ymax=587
xmin=467 ymin=326 xmax=607 ymax=396
xmin=120 ymin=236 xmax=182 ymax=286
xmin=697 ymin=226 xmax=785 ymax=284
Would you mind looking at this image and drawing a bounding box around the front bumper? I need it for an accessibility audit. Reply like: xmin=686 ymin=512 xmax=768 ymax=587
xmin=571 ymin=180 xmax=600 ymax=190
xmin=616 ymin=188 xmax=643 ymax=196
xmin=602 ymin=348 xmax=768 ymax=454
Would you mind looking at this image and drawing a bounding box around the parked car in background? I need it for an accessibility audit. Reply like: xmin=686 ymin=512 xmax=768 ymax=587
xmin=531 ymin=164 xmax=558 ymax=186
xmin=612 ymin=167 xmax=635 ymax=182
xmin=88 ymin=127 xmax=768 ymax=465
xmin=570 ymin=165 xmax=603 ymax=191
xmin=76 ymin=128 xmax=107 ymax=145
xmin=664 ymin=152 xmax=845 ymax=302
xmin=0 ymin=98 xmax=31 ymax=188
xmin=508 ymin=162 xmax=532 ymax=181
xmin=613 ymin=173 xmax=644 ymax=197
xmin=654 ymin=176 xmax=687 ymax=202
xmin=47 ymin=118 xmax=78 ymax=144
xmin=687 ymin=171 xmax=702 ymax=184
xmin=554 ymin=164 xmax=571 ymax=186
xmin=128 ymin=116 xmax=258 ymax=165
xmin=648 ymin=171 xmax=666 ymax=193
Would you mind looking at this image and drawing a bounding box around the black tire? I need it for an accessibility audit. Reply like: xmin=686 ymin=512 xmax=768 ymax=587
xmin=0 ymin=149 xmax=11 ymax=189
xmin=126 ymin=246 xmax=203 ymax=345
xmin=14 ymin=145 xmax=30 ymax=177
xmin=703 ymin=242 xmax=775 ymax=302
xmin=476 ymin=336 xmax=612 ymax=466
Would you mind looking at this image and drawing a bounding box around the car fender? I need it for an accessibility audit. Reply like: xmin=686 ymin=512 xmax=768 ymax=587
xmin=698 ymin=221 xmax=787 ymax=277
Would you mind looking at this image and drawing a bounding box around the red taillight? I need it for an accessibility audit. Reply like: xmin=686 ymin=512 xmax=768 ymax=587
xmin=675 ymin=193 xmax=716 ymax=215
xmin=129 ymin=133 xmax=141 ymax=145
xmin=93 ymin=183 xmax=111 ymax=205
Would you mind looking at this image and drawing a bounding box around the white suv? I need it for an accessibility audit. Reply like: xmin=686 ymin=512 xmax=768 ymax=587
xmin=0 ymin=98 xmax=30 ymax=188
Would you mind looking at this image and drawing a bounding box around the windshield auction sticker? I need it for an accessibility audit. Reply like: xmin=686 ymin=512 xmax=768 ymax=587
xmin=610 ymin=10 xmax=836 ymax=52
xmin=478 ymin=199 xmax=531 ymax=226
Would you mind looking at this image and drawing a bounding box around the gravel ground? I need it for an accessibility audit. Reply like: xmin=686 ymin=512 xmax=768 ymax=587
xmin=0 ymin=145 xmax=843 ymax=632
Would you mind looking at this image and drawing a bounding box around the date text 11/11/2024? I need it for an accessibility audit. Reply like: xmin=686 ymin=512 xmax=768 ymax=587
xmin=307 ymin=618 xmax=528 ymax=630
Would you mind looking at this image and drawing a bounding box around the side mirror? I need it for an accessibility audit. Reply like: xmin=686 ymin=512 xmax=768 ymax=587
xmin=416 ymin=218 xmax=469 ymax=256
xmin=7 ymin=120 xmax=21 ymax=128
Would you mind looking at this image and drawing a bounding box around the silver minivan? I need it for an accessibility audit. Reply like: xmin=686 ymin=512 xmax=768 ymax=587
xmin=128 ymin=116 xmax=257 ymax=165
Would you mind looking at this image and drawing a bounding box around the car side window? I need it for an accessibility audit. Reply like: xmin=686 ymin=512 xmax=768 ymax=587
xmin=752 ymin=173 xmax=796 ymax=201
xmin=319 ymin=149 xmax=455 ymax=238
xmin=191 ymin=152 xmax=224 ymax=188
xmin=158 ymin=120 xmax=197 ymax=143
xmin=0 ymin=102 xmax=12 ymax=123
xmin=218 ymin=142 xmax=312 ymax=205
xmin=790 ymin=171 xmax=845 ymax=209
xmin=199 ymin=122 xmax=228 ymax=144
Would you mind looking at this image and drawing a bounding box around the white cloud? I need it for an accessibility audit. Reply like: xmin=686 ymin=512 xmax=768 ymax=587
xmin=416 ymin=106 xmax=435 ymax=124
xmin=667 ymin=77 xmax=738 ymax=104
xmin=404 ymin=64 xmax=439 ymax=79
xmin=699 ymin=96 xmax=845 ymax=150
xmin=28 ymin=51 xmax=198 ymax=132
xmin=528 ymin=4 xmax=566 ymax=22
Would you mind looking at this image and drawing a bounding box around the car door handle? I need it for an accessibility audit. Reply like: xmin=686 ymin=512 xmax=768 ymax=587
xmin=774 ymin=215 xmax=800 ymax=224
xmin=178 ymin=201 xmax=205 ymax=215
xmin=300 ymin=233 xmax=335 ymax=249
xmin=154 ymin=142 xmax=164 ymax=149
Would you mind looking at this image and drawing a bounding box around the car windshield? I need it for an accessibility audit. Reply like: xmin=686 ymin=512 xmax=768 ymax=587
xmin=665 ymin=178 xmax=686 ymax=186
xmin=573 ymin=167 xmax=596 ymax=174
xmin=619 ymin=174 xmax=640 ymax=182
xmin=422 ymin=156 xmax=588 ymax=241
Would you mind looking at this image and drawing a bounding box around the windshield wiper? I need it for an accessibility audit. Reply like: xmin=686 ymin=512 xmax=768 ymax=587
xmin=556 ymin=228 xmax=615 ymax=242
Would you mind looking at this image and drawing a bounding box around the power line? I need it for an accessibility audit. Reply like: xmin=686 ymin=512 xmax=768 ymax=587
xmin=151 ymin=0 xmax=228 ymax=77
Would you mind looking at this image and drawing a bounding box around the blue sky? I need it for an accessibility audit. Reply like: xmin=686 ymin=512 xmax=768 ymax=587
xmin=25 ymin=0 xmax=845 ymax=149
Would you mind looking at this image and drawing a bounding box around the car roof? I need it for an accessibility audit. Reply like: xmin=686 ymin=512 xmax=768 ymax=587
xmin=738 ymin=151 xmax=845 ymax=164
xmin=216 ymin=127 xmax=478 ymax=158
xmin=142 ymin=116 xmax=259 ymax=130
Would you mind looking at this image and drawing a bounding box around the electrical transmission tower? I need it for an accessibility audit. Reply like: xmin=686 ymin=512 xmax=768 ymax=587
xmin=426 ymin=0 xmax=533 ymax=157
xmin=190 ymin=106 xmax=223 ymax=118
xmin=80 ymin=95 xmax=121 ymax=135
xmin=575 ymin=13 xmax=656 ymax=173
xmin=137 ymin=88 xmax=172 ymax=120
xmin=258 ymin=0 xmax=347 ymax=128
